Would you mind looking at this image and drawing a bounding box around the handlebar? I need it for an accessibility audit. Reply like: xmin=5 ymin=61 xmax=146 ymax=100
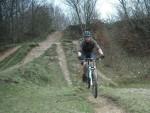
xmin=84 ymin=55 xmax=105 ymax=61
xmin=84 ymin=57 xmax=100 ymax=61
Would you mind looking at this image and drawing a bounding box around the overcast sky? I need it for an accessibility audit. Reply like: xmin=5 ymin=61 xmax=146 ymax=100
xmin=48 ymin=0 xmax=119 ymax=19
xmin=96 ymin=0 xmax=118 ymax=19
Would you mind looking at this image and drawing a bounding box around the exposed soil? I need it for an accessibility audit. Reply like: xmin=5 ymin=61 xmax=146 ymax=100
xmin=0 ymin=46 xmax=20 ymax=62
xmin=22 ymin=32 xmax=62 ymax=64
xmin=88 ymin=96 xmax=125 ymax=113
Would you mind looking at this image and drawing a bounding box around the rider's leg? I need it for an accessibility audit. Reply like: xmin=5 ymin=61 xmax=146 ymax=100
xmin=80 ymin=61 xmax=87 ymax=82
xmin=80 ymin=53 xmax=87 ymax=82
xmin=91 ymin=52 xmax=98 ymax=80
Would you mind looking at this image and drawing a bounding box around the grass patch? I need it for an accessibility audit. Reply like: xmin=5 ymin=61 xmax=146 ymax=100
xmin=0 ymin=84 xmax=93 ymax=113
xmin=101 ymin=87 xmax=150 ymax=113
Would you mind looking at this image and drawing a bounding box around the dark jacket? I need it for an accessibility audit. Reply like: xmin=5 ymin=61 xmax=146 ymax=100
xmin=79 ymin=39 xmax=101 ymax=53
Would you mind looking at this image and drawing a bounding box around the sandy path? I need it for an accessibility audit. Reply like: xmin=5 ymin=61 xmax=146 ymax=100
xmin=0 ymin=46 xmax=20 ymax=62
xmin=56 ymin=42 xmax=72 ymax=86
xmin=22 ymin=32 xmax=62 ymax=64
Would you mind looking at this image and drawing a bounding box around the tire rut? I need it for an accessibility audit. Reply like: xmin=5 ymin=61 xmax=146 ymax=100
xmin=56 ymin=42 xmax=72 ymax=86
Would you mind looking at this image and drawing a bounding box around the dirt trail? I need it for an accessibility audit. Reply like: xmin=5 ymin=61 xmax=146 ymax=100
xmin=88 ymin=96 xmax=125 ymax=113
xmin=56 ymin=43 xmax=72 ymax=86
xmin=22 ymin=31 xmax=72 ymax=85
xmin=0 ymin=32 xmax=63 ymax=73
xmin=22 ymin=32 xmax=62 ymax=64
xmin=73 ymin=40 xmax=125 ymax=113
xmin=0 ymin=46 xmax=20 ymax=62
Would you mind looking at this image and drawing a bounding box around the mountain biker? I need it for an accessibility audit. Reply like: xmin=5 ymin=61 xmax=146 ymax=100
xmin=78 ymin=31 xmax=104 ymax=82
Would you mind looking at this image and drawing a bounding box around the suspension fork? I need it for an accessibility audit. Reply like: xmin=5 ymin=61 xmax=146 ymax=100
xmin=89 ymin=67 xmax=93 ymax=86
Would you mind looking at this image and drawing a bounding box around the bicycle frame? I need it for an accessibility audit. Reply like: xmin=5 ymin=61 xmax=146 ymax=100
xmin=88 ymin=62 xmax=95 ymax=86
xmin=85 ymin=58 xmax=97 ymax=85
xmin=83 ymin=57 xmax=100 ymax=98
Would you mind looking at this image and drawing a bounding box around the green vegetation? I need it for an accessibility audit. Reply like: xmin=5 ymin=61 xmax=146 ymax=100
xmin=0 ymin=43 xmax=37 ymax=70
xmin=97 ymin=27 xmax=150 ymax=113
xmin=1 ymin=29 xmax=149 ymax=113
xmin=99 ymin=27 xmax=150 ymax=84
xmin=0 ymin=44 xmax=94 ymax=113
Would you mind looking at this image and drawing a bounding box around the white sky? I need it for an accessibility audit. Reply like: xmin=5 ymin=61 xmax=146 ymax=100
xmin=48 ymin=0 xmax=119 ymax=19
xmin=96 ymin=0 xmax=118 ymax=19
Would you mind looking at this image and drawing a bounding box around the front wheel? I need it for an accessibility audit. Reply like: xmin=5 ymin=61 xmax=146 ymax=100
xmin=92 ymin=80 xmax=98 ymax=98
xmin=87 ymin=77 xmax=90 ymax=89
xmin=92 ymin=74 xmax=98 ymax=98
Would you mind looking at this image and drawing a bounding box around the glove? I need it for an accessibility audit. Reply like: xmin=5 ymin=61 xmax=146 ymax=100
xmin=100 ymin=54 xmax=105 ymax=59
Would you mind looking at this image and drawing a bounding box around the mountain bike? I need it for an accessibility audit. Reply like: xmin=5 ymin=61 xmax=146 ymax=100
xmin=84 ymin=58 xmax=99 ymax=98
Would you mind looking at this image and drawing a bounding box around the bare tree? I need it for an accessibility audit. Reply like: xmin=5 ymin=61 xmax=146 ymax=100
xmin=143 ymin=0 xmax=150 ymax=16
xmin=118 ymin=0 xmax=129 ymax=20
xmin=116 ymin=0 xmax=150 ymax=54
xmin=83 ymin=0 xmax=98 ymax=28
xmin=65 ymin=0 xmax=83 ymax=32
xmin=0 ymin=0 xmax=69 ymax=46
xmin=65 ymin=0 xmax=98 ymax=32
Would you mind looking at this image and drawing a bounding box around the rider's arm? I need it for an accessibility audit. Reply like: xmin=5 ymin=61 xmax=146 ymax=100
xmin=93 ymin=39 xmax=104 ymax=57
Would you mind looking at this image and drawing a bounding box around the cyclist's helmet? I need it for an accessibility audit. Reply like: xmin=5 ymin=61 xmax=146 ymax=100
xmin=83 ymin=31 xmax=92 ymax=38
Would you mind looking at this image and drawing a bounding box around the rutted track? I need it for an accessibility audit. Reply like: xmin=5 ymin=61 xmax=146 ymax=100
xmin=0 ymin=32 xmax=126 ymax=113
xmin=0 ymin=32 xmax=62 ymax=71
xmin=22 ymin=32 xmax=62 ymax=64
xmin=22 ymin=31 xmax=72 ymax=86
